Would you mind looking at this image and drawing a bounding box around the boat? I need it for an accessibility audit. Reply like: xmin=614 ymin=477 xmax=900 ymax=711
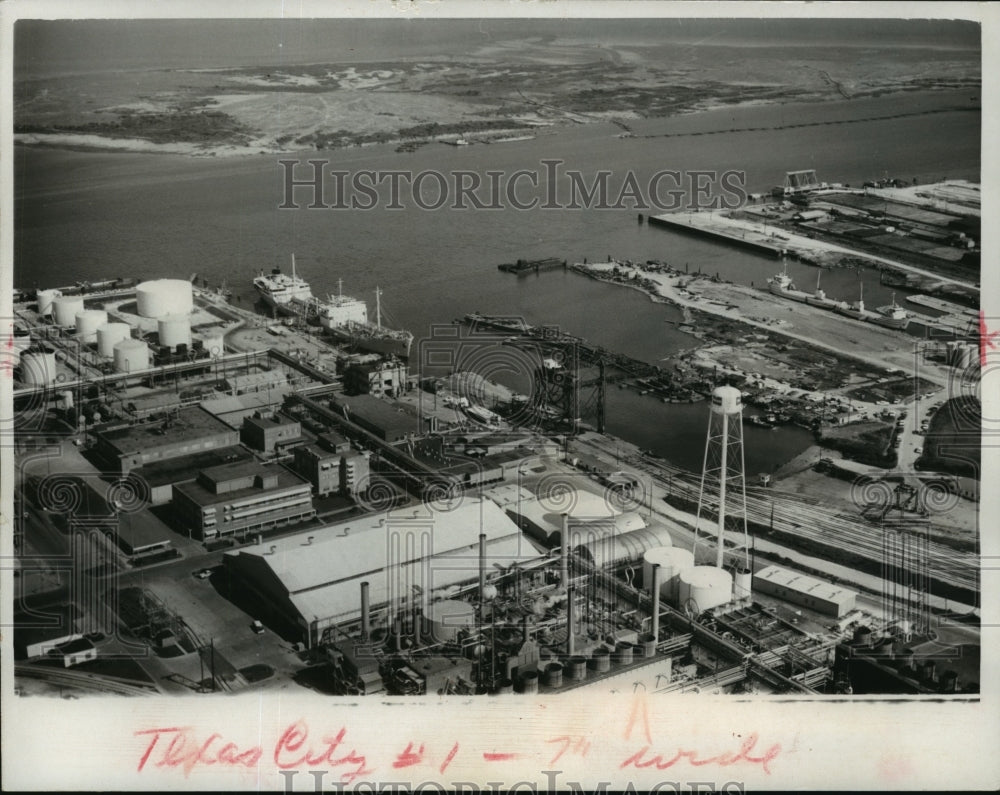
xmin=836 ymin=281 xmax=869 ymax=321
xmin=319 ymin=283 xmax=413 ymax=359
xmin=767 ymin=262 xmax=810 ymax=302
xmin=873 ymin=293 xmax=910 ymax=330
xmin=253 ymin=254 xmax=313 ymax=308
xmin=805 ymin=270 xmax=846 ymax=310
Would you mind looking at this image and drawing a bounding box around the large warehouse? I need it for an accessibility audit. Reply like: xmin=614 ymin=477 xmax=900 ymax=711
xmin=753 ymin=564 xmax=858 ymax=618
xmin=223 ymin=497 xmax=541 ymax=648
xmin=93 ymin=405 xmax=240 ymax=474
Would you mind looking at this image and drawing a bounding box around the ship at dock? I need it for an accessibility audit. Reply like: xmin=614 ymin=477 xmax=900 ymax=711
xmin=318 ymin=282 xmax=413 ymax=360
xmin=253 ymin=256 xmax=313 ymax=308
xmin=767 ymin=263 xmax=810 ymax=302
xmin=836 ymin=283 xmax=910 ymax=331
xmin=764 ymin=262 xmax=911 ymax=332
xmin=804 ymin=270 xmax=846 ymax=310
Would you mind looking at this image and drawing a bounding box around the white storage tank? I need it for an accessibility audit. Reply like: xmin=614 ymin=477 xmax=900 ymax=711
xmin=642 ymin=546 xmax=693 ymax=605
xmin=113 ymin=338 xmax=150 ymax=373
xmin=53 ymin=295 xmax=85 ymax=328
xmin=97 ymin=323 xmax=132 ymax=357
xmin=74 ymin=309 xmax=109 ymax=344
xmin=711 ymin=385 xmax=742 ymax=415
xmin=426 ymin=599 xmax=475 ymax=643
xmin=733 ymin=567 xmax=753 ymax=602
xmin=136 ymin=278 xmax=193 ymax=318
xmin=37 ymin=289 xmax=62 ymax=317
xmin=678 ymin=566 xmax=733 ymax=614
xmin=20 ymin=348 xmax=57 ymax=386
xmin=158 ymin=315 xmax=192 ymax=349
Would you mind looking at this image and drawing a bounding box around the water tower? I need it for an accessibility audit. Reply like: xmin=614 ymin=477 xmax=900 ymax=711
xmin=693 ymin=386 xmax=750 ymax=581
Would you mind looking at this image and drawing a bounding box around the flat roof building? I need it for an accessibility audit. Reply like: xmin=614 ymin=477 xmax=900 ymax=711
xmin=223 ymin=498 xmax=540 ymax=648
xmin=753 ymin=565 xmax=857 ymax=618
xmin=293 ymin=444 xmax=371 ymax=498
xmin=172 ymin=461 xmax=314 ymax=541
xmin=241 ymin=414 xmax=303 ymax=453
xmin=93 ymin=406 xmax=239 ymax=474
xmin=330 ymin=394 xmax=418 ymax=442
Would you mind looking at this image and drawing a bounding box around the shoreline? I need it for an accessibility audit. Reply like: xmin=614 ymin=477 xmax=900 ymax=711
xmin=13 ymin=86 xmax=979 ymax=160
xmin=571 ymin=260 xmax=953 ymax=388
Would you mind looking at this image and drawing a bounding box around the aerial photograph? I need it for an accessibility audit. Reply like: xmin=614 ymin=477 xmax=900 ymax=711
xmin=9 ymin=15 xmax=981 ymax=702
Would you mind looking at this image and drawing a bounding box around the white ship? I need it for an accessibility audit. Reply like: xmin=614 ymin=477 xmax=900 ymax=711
xmin=873 ymin=293 xmax=910 ymax=331
xmin=253 ymin=255 xmax=313 ymax=307
xmin=767 ymin=263 xmax=810 ymax=302
xmin=319 ymin=282 xmax=414 ymax=360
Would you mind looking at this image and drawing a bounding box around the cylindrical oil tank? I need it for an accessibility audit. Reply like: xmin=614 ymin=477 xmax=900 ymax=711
xmin=573 ymin=524 xmax=674 ymax=570
xmin=20 ymin=348 xmax=57 ymax=386
xmin=853 ymin=626 xmax=873 ymax=647
xmin=590 ymin=647 xmax=611 ymax=673
xmin=37 ymin=288 xmax=62 ymax=316
xmin=543 ymin=662 xmax=564 ymax=688
xmin=518 ymin=670 xmax=538 ymax=694
xmin=74 ymin=309 xmax=108 ymax=344
xmin=614 ymin=642 xmax=633 ymax=666
xmin=733 ymin=567 xmax=753 ymax=601
xmin=567 ymin=656 xmax=588 ymax=681
xmin=136 ymin=278 xmax=194 ymax=318
xmin=426 ymin=599 xmax=475 ymax=644
xmin=158 ymin=315 xmax=192 ymax=350
xmin=642 ymin=547 xmax=693 ymax=605
xmin=53 ymin=295 xmax=85 ymax=327
xmin=678 ymin=566 xmax=733 ymax=613
xmin=113 ymin=338 xmax=150 ymax=373
xmin=97 ymin=323 xmax=132 ymax=357
xmin=495 ymin=679 xmax=514 ymax=695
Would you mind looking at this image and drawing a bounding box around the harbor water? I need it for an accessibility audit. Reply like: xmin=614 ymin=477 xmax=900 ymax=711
xmin=14 ymin=89 xmax=979 ymax=475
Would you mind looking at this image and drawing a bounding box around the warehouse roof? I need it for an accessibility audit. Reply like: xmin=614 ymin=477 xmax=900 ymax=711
xmin=754 ymin=565 xmax=856 ymax=606
xmin=96 ymin=406 xmax=236 ymax=454
xmin=225 ymin=498 xmax=538 ymax=623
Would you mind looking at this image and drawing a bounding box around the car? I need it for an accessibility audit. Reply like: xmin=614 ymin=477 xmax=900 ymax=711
xmin=251 ymin=620 xmax=265 ymax=634
xmin=193 ymin=568 xmax=213 ymax=580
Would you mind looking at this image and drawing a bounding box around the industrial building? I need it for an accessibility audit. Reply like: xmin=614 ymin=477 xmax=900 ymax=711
xmin=240 ymin=413 xmax=303 ymax=453
xmin=93 ymin=405 xmax=240 ymax=474
xmin=329 ymin=394 xmax=419 ymax=442
xmin=753 ymin=565 xmax=858 ymax=618
xmin=223 ymin=497 xmax=537 ymax=648
xmin=172 ymin=461 xmax=315 ymax=541
xmin=224 ymin=369 xmax=288 ymax=395
xmin=342 ymin=359 xmax=409 ymax=397
xmin=293 ymin=443 xmax=372 ymax=498
xmin=130 ymin=445 xmax=253 ymax=504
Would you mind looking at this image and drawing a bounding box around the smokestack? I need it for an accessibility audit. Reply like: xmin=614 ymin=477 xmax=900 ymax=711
xmin=479 ymin=533 xmax=487 ymax=604
xmin=522 ymin=614 xmax=530 ymax=645
xmin=651 ymin=564 xmax=662 ymax=644
xmin=560 ymin=512 xmax=569 ymax=588
xmin=393 ymin=616 xmax=402 ymax=652
xmin=567 ymin=585 xmax=576 ymax=657
xmin=360 ymin=581 xmax=370 ymax=641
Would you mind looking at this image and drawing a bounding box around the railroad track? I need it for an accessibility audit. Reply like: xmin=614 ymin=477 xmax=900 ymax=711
xmin=15 ymin=663 xmax=158 ymax=696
